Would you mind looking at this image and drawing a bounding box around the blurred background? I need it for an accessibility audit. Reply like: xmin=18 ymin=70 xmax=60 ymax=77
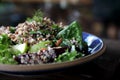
xmin=0 ymin=0 xmax=120 ymax=40
xmin=0 ymin=0 xmax=120 ymax=80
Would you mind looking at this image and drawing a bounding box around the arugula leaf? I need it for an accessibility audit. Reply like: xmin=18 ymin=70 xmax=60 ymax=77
xmin=55 ymin=21 xmax=88 ymax=62
xmin=57 ymin=21 xmax=82 ymax=39
xmin=55 ymin=45 xmax=84 ymax=62
xmin=55 ymin=50 xmax=77 ymax=62
xmin=57 ymin=21 xmax=82 ymax=47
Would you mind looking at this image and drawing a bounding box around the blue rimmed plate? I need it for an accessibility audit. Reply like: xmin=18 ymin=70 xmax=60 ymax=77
xmin=0 ymin=32 xmax=105 ymax=75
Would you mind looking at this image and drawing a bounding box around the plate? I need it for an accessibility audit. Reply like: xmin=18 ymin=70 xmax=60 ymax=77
xmin=0 ymin=32 xmax=105 ymax=74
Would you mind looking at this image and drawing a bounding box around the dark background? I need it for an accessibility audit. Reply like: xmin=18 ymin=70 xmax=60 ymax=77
xmin=0 ymin=0 xmax=120 ymax=40
xmin=0 ymin=0 xmax=120 ymax=80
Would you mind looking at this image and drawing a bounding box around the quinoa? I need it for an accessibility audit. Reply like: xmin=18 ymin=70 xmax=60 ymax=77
xmin=0 ymin=26 xmax=11 ymax=34
xmin=8 ymin=17 xmax=63 ymax=45
xmin=15 ymin=47 xmax=56 ymax=64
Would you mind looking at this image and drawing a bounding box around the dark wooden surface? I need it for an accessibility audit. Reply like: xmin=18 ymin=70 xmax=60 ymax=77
xmin=0 ymin=39 xmax=119 ymax=80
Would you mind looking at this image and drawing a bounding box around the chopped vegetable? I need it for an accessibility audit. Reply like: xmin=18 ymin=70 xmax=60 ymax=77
xmin=55 ymin=38 xmax=62 ymax=46
xmin=13 ymin=43 xmax=28 ymax=54
xmin=30 ymin=40 xmax=51 ymax=53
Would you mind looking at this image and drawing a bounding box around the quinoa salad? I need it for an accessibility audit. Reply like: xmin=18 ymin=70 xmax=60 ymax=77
xmin=0 ymin=10 xmax=88 ymax=65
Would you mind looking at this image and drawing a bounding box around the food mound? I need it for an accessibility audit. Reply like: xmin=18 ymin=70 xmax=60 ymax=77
xmin=0 ymin=10 xmax=88 ymax=65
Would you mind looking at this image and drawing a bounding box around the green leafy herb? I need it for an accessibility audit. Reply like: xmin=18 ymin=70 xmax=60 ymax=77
xmin=55 ymin=46 xmax=84 ymax=62
xmin=0 ymin=48 xmax=19 ymax=64
xmin=55 ymin=21 xmax=87 ymax=62
xmin=51 ymin=24 xmax=63 ymax=36
xmin=57 ymin=21 xmax=82 ymax=39
xmin=0 ymin=34 xmax=11 ymax=45
xmin=9 ymin=27 xmax=16 ymax=33
xmin=0 ymin=34 xmax=20 ymax=64
xmin=29 ymin=30 xmax=42 ymax=34
xmin=27 ymin=9 xmax=43 ymax=22
xmin=57 ymin=21 xmax=82 ymax=47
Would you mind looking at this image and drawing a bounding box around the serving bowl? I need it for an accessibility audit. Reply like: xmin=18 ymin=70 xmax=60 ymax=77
xmin=0 ymin=32 xmax=105 ymax=75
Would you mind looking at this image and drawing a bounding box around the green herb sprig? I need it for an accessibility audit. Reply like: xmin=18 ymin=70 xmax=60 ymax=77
xmin=27 ymin=9 xmax=43 ymax=22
